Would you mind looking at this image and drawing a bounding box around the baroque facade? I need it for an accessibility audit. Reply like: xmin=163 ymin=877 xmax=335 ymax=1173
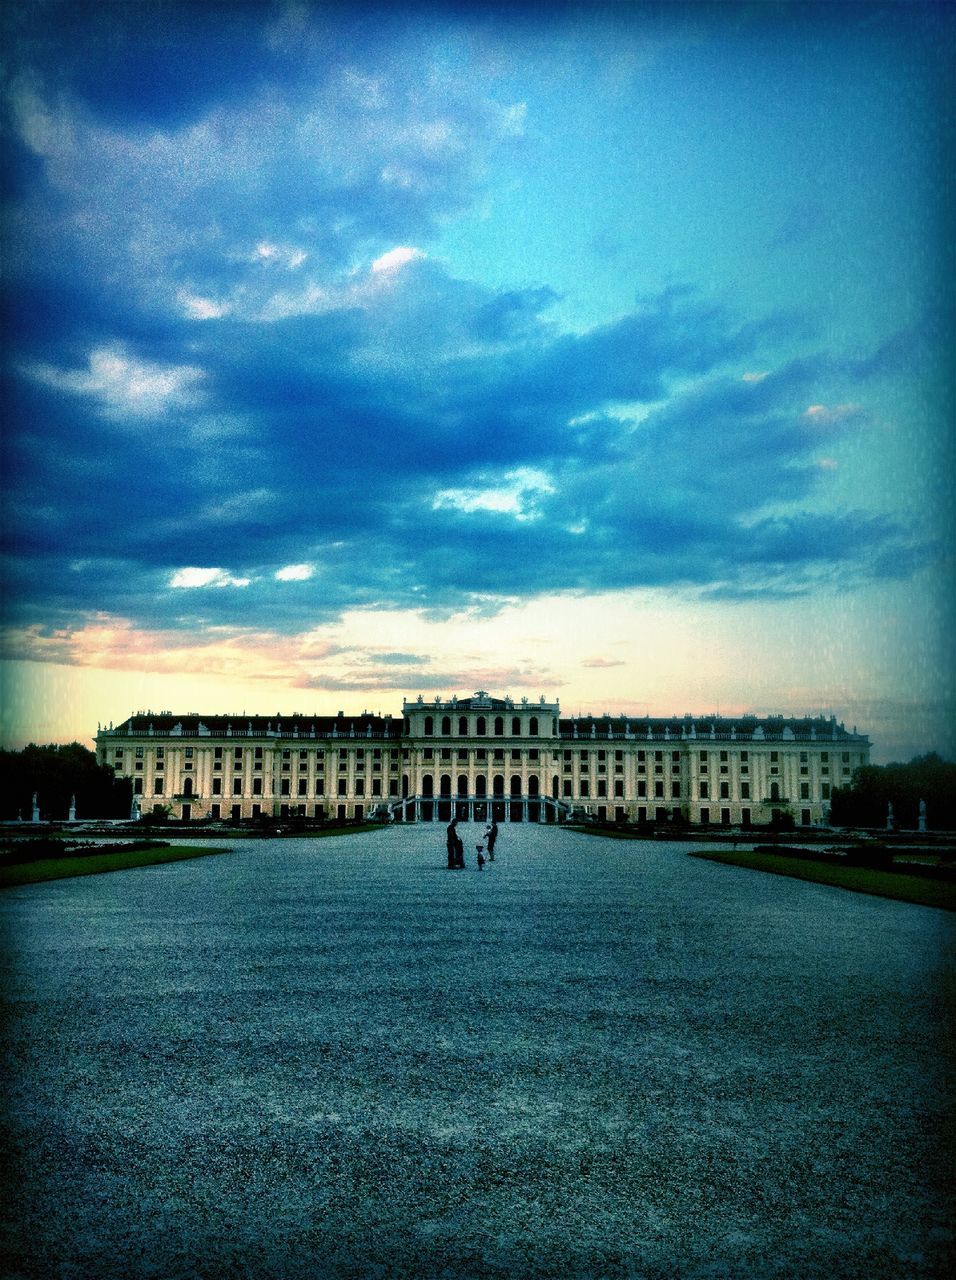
xmin=95 ymin=691 xmax=871 ymax=828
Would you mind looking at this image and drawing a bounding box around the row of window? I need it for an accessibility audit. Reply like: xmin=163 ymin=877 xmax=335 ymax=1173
xmin=417 ymin=715 xmax=556 ymax=737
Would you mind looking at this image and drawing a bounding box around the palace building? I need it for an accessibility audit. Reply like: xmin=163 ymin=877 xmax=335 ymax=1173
xmin=95 ymin=691 xmax=871 ymax=829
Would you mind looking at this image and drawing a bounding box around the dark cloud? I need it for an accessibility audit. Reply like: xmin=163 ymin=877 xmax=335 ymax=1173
xmin=0 ymin=1 xmax=940 ymax=649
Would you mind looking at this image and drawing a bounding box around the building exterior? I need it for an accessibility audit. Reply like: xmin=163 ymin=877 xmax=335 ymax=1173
xmin=95 ymin=691 xmax=870 ymax=829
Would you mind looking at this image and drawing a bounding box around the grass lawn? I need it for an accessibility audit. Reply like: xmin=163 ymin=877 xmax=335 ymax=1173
xmin=689 ymin=847 xmax=956 ymax=912
xmin=0 ymin=845 xmax=231 ymax=889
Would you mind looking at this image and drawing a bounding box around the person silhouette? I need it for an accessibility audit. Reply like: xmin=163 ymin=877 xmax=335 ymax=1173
xmin=485 ymin=821 xmax=498 ymax=860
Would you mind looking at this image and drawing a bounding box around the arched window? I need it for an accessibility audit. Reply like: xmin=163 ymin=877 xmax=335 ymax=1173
xmin=476 ymin=717 xmax=487 ymax=736
xmin=457 ymin=774 xmax=469 ymax=797
xmin=510 ymin=774 xmax=522 ymax=797
xmin=529 ymin=717 xmax=538 ymax=735
xmin=512 ymin=717 xmax=521 ymax=735
xmin=441 ymin=716 xmax=451 ymax=735
xmin=494 ymin=716 xmax=504 ymax=735
xmin=552 ymin=775 xmax=559 ymax=798
xmin=770 ymin=782 xmax=780 ymax=801
xmin=422 ymin=774 xmax=434 ymax=797
xmin=493 ymin=774 xmax=505 ymax=797
xmin=183 ymin=776 xmax=193 ymax=796
xmin=440 ymin=774 xmax=452 ymax=797
xmin=528 ymin=775 xmax=540 ymax=797
xmin=459 ymin=716 xmax=468 ymax=736
xmin=424 ymin=716 xmax=434 ymax=736
xmin=476 ymin=775 xmax=487 ymax=797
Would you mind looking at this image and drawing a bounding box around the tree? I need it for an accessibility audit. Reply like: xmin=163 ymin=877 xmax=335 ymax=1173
xmin=0 ymin=744 xmax=133 ymax=821
xmin=830 ymin=753 xmax=956 ymax=830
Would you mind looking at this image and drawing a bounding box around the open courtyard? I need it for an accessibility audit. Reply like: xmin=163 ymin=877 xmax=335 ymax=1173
xmin=1 ymin=824 xmax=953 ymax=1279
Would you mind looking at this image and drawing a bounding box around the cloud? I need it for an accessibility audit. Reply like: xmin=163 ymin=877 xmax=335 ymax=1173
xmin=0 ymin=4 xmax=942 ymax=666
xmin=170 ymin=568 xmax=251 ymax=589
xmin=274 ymin=564 xmax=315 ymax=582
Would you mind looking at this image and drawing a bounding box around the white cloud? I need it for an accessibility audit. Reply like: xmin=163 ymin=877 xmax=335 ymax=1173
xmin=432 ymin=468 xmax=555 ymax=522
xmin=275 ymin=564 xmax=315 ymax=581
xmin=170 ymin=567 xmax=251 ymax=589
xmin=26 ymin=343 xmax=204 ymax=418
xmin=178 ymin=290 xmax=228 ymax=320
xmin=371 ymin=246 xmax=423 ymax=274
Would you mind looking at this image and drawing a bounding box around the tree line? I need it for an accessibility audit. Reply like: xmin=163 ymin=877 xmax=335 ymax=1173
xmin=830 ymin=753 xmax=956 ymax=830
xmin=0 ymin=743 xmax=133 ymax=822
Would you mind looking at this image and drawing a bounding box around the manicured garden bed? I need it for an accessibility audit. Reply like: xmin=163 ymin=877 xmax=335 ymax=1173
xmin=0 ymin=843 xmax=231 ymax=888
xmin=689 ymin=846 xmax=956 ymax=911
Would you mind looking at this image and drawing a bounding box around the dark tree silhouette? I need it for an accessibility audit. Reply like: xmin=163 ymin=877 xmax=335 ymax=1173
xmin=830 ymin=753 xmax=956 ymax=830
xmin=0 ymin=744 xmax=132 ymax=821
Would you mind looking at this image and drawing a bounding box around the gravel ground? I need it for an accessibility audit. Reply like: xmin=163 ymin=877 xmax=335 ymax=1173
xmin=1 ymin=824 xmax=953 ymax=1280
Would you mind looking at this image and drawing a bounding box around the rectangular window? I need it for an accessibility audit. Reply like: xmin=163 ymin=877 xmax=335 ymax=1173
xmin=355 ymin=779 xmax=365 ymax=796
xmin=637 ymin=781 xmax=646 ymax=797
xmin=741 ymin=782 xmax=750 ymax=799
xmin=654 ymin=781 xmax=664 ymax=798
xmin=822 ymin=783 xmax=830 ymax=799
xmin=372 ymin=779 xmax=382 ymax=796
xmin=671 ymin=780 xmax=680 ymax=798
xmin=821 ymin=752 xmax=829 ymax=762
xmin=156 ymin=747 xmax=164 ymax=759
xmin=720 ymin=782 xmax=729 ymax=799
xmin=338 ymin=779 xmax=347 ymax=796
xmin=135 ymin=746 xmax=144 ymax=759
xmin=212 ymin=778 xmax=222 ymax=795
xmin=700 ymin=751 xmax=708 ymax=762
xmin=563 ymin=779 xmax=572 ymax=797
xmin=700 ymin=807 xmax=710 ymax=824
xmin=699 ymin=781 xmax=709 ymax=799
xmin=281 ymin=779 xmax=290 ymax=796
xmin=614 ymin=780 xmax=624 ymax=797
xmin=233 ymin=777 xmax=242 ymax=795
xmin=598 ymin=780 xmax=607 ymax=797
xmin=185 ymin=747 xmax=193 ymax=759
xmin=254 ymin=747 xmax=263 ymax=760
xmin=770 ymin=751 xmax=778 ymax=763
xmin=253 ymin=778 xmax=262 ymax=795
xmin=314 ymin=778 xmax=324 ymax=796
xmin=154 ymin=778 xmax=164 ymax=795
xmin=800 ymin=751 xmax=808 ymax=763
xmin=580 ymin=780 xmax=590 ymax=797
xmin=740 ymin=751 xmax=748 ymax=762
xmin=800 ymin=782 xmax=810 ymax=799
xmin=298 ymin=779 xmax=307 ymax=796
xmin=720 ymin=750 xmax=728 ymax=762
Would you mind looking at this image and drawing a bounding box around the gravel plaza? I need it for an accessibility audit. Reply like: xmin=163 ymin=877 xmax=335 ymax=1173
xmin=1 ymin=824 xmax=953 ymax=1280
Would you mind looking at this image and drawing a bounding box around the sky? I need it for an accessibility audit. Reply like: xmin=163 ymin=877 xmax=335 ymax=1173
xmin=1 ymin=0 xmax=953 ymax=764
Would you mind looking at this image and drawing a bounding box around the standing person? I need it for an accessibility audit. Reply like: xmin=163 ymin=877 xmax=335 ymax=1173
xmin=476 ymin=845 xmax=486 ymax=871
xmin=455 ymin=828 xmax=465 ymax=868
xmin=446 ymin=817 xmax=459 ymax=870
xmin=485 ymin=820 xmax=498 ymax=860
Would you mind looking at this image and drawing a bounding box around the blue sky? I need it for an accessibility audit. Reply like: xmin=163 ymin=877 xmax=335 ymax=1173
xmin=1 ymin=0 xmax=953 ymax=762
